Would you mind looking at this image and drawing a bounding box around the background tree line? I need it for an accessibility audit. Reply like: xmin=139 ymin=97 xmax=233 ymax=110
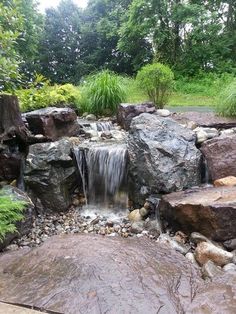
xmin=0 ymin=0 xmax=235 ymax=89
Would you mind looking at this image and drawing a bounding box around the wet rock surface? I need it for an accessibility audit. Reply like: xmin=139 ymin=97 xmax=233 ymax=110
xmin=0 ymin=186 xmax=34 ymax=251
xmin=0 ymin=144 xmax=21 ymax=182
xmin=23 ymin=107 xmax=79 ymax=140
xmin=117 ymin=102 xmax=156 ymax=130
xmin=160 ymin=186 xmax=236 ymax=241
xmin=0 ymin=234 xmax=202 ymax=314
xmin=128 ymin=113 xmax=201 ymax=205
xmin=24 ymin=138 xmax=78 ymax=212
xmin=201 ymin=134 xmax=236 ymax=180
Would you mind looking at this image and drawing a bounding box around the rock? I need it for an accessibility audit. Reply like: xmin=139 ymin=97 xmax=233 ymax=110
xmin=196 ymin=128 xmax=208 ymax=143
xmin=117 ymin=102 xmax=156 ymax=130
xmin=130 ymin=221 xmax=145 ymax=234
xmin=128 ymin=209 xmax=142 ymax=222
xmin=0 ymin=144 xmax=21 ymax=182
xmin=144 ymin=219 xmax=161 ymax=238
xmin=156 ymin=109 xmax=171 ymax=117
xmin=157 ymin=233 xmax=189 ymax=255
xmin=23 ymin=107 xmax=79 ymax=140
xmin=128 ymin=113 xmax=202 ymax=205
xmin=214 ymin=176 xmax=236 ymax=187
xmin=202 ymin=261 xmax=223 ymax=279
xmin=0 ymin=185 xmax=34 ymax=251
xmin=172 ymin=111 xmax=236 ymax=129
xmin=223 ymin=263 xmax=236 ymax=272
xmin=220 ymin=128 xmax=236 ymax=136
xmin=86 ymin=114 xmax=96 ymax=121
xmin=139 ymin=207 xmax=149 ymax=218
xmin=24 ymin=138 xmax=78 ymax=212
xmin=201 ymin=134 xmax=236 ymax=181
xmin=0 ymin=234 xmax=204 ymax=313
xmin=190 ymin=232 xmax=211 ymax=244
xmin=160 ymin=186 xmax=236 ymax=241
xmin=185 ymin=252 xmax=199 ymax=267
xmin=195 ymin=241 xmax=233 ymax=267
xmin=223 ymin=238 xmax=236 ymax=251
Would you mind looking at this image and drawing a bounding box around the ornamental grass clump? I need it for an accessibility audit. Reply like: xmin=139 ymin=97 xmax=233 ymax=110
xmin=136 ymin=63 xmax=174 ymax=108
xmin=81 ymin=70 xmax=126 ymax=116
xmin=0 ymin=191 xmax=26 ymax=241
xmin=216 ymin=81 xmax=236 ymax=117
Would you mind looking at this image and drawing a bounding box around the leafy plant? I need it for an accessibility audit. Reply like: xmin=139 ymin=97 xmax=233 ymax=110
xmin=80 ymin=70 xmax=126 ymax=116
xmin=136 ymin=63 xmax=174 ymax=108
xmin=0 ymin=191 xmax=26 ymax=242
xmin=15 ymin=74 xmax=81 ymax=112
xmin=216 ymin=81 xmax=236 ymax=117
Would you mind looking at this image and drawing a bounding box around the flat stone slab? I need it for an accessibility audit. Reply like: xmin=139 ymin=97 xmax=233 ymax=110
xmin=172 ymin=112 xmax=236 ymax=129
xmin=0 ymin=234 xmax=236 ymax=313
xmin=161 ymin=186 xmax=236 ymax=241
xmin=0 ymin=302 xmax=41 ymax=314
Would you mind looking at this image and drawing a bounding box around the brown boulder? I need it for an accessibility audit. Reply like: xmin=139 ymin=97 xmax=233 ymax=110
xmin=201 ymin=134 xmax=236 ymax=181
xmin=0 ymin=234 xmax=201 ymax=314
xmin=160 ymin=186 xmax=236 ymax=241
xmin=117 ymin=102 xmax=156 ymax=130
xmin=23 ymin=107 xmax=79 ymax=140
xmin=172 ymin=111 xmax=236 ymax=129
xmin=214 ymin=176 xmax=236 ymax=187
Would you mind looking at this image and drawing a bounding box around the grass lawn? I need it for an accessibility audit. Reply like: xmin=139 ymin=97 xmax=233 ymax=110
xmin=168 ymin=92 xmax=216 ymax=107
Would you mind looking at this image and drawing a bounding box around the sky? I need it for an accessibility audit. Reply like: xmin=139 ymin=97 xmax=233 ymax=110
xmin=38 ymin=0 xmax=88 ymax=12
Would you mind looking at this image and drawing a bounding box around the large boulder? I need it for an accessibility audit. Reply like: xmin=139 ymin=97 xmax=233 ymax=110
xmin=24 ymin=138 xmax=78 ymax=212
xmin=160 ymin=186 xmax=236 ymax=241
xmin=172 ymin=111 xmax=236 ymax=129
xmin=117 ymin=102 xmax=156 ymax=130
xmin=201 ymin=134 xmax=236 ymax=181
xmin=128 ymin=113 xmax=202 ymax=205
xmin=23 ymin=107 xmax=80 ymax=140
xmin=0 ymin=185 xmax=34 ymax=251
xmin=0 ymin=234 xmax=202 ymax=313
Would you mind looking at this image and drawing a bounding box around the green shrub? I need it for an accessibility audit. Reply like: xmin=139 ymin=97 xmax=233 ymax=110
xmin=80 ymin=70 xmax=126 ymax=116
xmin=216 ymin=81 xmax=236 ymax=117
xmin=0 ymin=191 xmax=26 ymax=242
xmin=15 ymin=74 xmax=81 ymax=112
xmin=136 ymin=63 xmax=174 ymax=108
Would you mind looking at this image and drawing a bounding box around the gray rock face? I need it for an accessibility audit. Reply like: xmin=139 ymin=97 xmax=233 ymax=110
xmin=0 ymin=144 xmax=21 ymax=182
xmin=127 ymin=113 xmax=202 ymax=205
xmin=23 ymin=107 xmax=79 ymax=140
xmin=0 ymin=186 xmax=34 ymax=251
xmin=201 ymin=134 xmax=236 ymax=181
xmin=117 ymin=102 xmax=156 ymax=130
xmin=24 ymin=138 xmax=78 ymax=212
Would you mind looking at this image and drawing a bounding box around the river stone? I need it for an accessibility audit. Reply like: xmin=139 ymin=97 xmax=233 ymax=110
xmin=202 ymin=260 xmax=223 ymax=279
xmin=201 ymin=134 xmax=236 ymax=181
xmin=0 ymin=186 xmax=34 ymax=251
xmin=0 ymin=234 xmax=202 ymax=313
xmin=23 ymin=107 xmax=79 ymax=140
xmin=117 ymin=102 xmax=156 ymax=130
xmin=128 ymin=113 xmax=201 ymax=205
xmin=224 ymin=238 xmax=236 ymax=251
xmin=128 ymin=209 xmax=142 ymax=222
xmin=195 ymin=241 xmax=233 ymax=267
xmin=24 ymin=138 xmax=77 ymax=212
xmin=161 ymin=186 xmax=236 ymax=241
xmin=214 ymin=176 xmax=236 ymax=187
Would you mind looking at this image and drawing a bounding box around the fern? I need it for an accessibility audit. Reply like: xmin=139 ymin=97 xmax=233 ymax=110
xmin=0 ymin=191 xmax=26 ymax=242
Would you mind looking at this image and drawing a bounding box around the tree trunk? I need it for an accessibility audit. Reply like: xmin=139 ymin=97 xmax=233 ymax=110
xmin=0 ymin=95 xmax=30 ymax=143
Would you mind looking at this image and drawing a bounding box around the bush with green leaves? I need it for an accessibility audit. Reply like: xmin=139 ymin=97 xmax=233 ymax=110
xmin=15 ymin=74 xmax=81 ymax=112
xmin=0 ymin=191 xmax=26 ymax=242
xmin=216 ymin=81 xmax=236 ymax=117
xmin=80 ymin=70 xmax=126 ymax=116
xmin=136 ymin=63 xmax=174 ymax=108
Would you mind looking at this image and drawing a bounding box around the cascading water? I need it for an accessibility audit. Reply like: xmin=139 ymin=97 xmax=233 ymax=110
xmin=73 ymin=143 xmax=128 ymax=211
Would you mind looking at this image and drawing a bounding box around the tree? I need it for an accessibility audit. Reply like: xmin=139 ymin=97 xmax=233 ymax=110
xmin=39 ymin=0 xmax=82 ymax=84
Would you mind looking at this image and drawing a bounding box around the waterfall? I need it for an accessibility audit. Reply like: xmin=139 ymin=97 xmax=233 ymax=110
xmin=74 ymin=143 xmax=128 ymax=210
xmin=90 ymin=121 xmax=114 ymax=132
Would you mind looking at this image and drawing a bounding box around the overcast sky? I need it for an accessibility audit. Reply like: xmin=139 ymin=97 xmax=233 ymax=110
xmin=38 ymin=0 xmax=88 ymax=12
